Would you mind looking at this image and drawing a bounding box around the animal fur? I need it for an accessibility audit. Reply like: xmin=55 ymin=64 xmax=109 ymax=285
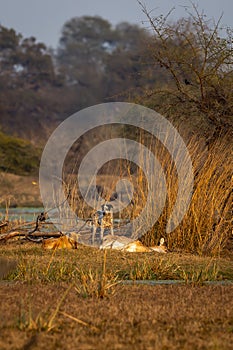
xmin=101 ymin=236 xmax=167 ymax=253
xmin=42 ymin=235 xmax=78 ymax=250
xmin=92 ymin=203 xmax=114 ymax=243
xmin=149 ymin=237 xmax=168 ymax=253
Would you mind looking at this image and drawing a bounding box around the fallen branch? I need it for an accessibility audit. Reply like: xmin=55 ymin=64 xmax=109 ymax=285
xmin=28 ymin=212 xmax=48 ymax=234
xmin=9 ymin=221 xmax=54 ymax=232
xmin=0 ymin=221 xmax=8 ymax=229
xmin=0 ymin=231 xmax=63 ymax=242
xmin=0 ymin=231 xmax=24 ymax=241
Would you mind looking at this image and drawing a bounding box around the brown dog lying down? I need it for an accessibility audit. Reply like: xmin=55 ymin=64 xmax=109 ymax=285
xmin=42 ymin=235 xmax=78 ymax=250
xmin=42 ymin=234 xmax=167 ymax=253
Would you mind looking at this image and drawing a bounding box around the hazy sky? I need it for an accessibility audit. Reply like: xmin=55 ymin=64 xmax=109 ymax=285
xmin=0 ymin=0 xmax=232 ymax=48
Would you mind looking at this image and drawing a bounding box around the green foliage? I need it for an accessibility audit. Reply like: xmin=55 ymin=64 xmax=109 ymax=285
xmin=128 ymin=257 xmax=181 ymax=280
xmin=0 ymin=26 xmax=56 ymax=88
xmin=4 ymin=244 xmax=231 ymax=284
xmin=0 ymin=25 xmax=65 ymax=144
xmin=0 ymin=131 xmax=40 ymax=175
xmin=0 ymin=26 xmax=21 ymax=50
xmin=0 ymin=19 xmax=155 ymax=144
xmin=0 ymin=8 xmax=232 ymax=178
xmin=56 ymin=16 xmax=154 ymax=109
xmin=181 ymin=260 xmax=220 ymax=286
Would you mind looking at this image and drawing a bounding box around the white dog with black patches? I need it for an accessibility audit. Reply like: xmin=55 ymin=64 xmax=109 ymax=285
xmin=91 ymin=203 xmax=114 ymax=244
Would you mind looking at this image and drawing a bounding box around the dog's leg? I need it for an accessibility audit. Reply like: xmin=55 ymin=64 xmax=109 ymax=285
xmin=100 ymin=226 xmax=104 ymax=243
xmin=92 ymin=226 xmax=96 ymax=245
xmin=110 ymin=225 xmax=114 ymax=236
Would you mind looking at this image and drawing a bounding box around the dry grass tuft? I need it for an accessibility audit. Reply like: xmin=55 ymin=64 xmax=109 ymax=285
xmin=63 ymin=134 xmax=232 ymax=256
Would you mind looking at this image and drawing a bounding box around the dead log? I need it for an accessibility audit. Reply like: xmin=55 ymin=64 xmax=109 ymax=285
xmin=0 ymin=231 xmax=23 ymax=241
xmin=0 ymin=231 xmax=63 ymax=242
xmin=0 ymin=221 xmax=8 ymax=229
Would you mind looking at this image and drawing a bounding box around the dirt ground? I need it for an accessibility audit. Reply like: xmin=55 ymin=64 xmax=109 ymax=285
xmin=0 ymin=173 xmax=41 ymax=207
xmin=0 ymin=241 xmax=233 ymax=350
xmin=0 ymin=172 xmax=136 ymax=208
xmin=0 ymin=282 xmax=232 ymax=350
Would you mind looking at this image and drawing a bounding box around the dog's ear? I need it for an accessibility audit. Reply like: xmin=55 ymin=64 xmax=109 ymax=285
xmin=110 ymin=192 xmax=118 ymax=201
xmin=159 ymin=237 xmax=165 ymax=246
xmin=108 ymin=204 xmax=113 ymax=210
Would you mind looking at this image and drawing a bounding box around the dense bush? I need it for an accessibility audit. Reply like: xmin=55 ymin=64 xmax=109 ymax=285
xmin=0 ymin=131 xmax=40 ymax=175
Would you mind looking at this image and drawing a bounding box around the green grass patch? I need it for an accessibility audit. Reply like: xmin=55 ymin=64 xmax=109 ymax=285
xmin=0 ymin=131 xmax=41 ymax=175
xmin=1 ymin=243 xmax=233 ymax=284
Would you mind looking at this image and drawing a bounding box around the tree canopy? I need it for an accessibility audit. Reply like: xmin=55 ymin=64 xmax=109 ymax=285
xmin=0 ymin=8 xmax=232 ymax=149
xmin=136 ymin=2 xmax=233 ymax=140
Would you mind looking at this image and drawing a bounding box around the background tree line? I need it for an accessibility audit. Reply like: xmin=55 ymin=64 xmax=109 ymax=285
xmin=0 ymin=5 xmax=232 ymax=175
xmin=0 ymin=16 xmax=158 ymax=145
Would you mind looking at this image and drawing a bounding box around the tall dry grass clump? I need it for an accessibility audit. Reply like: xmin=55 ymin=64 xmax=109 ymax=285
xmin=63 ymin=130 xmax=231 ymax=256
xmin=177 ymin=138 xmax=232 ymax=255
xmin=140 ymin=135 xmax=232 ymax=256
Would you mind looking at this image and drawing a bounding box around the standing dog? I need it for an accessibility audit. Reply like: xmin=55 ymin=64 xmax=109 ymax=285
xmin=91 ymin=203 xmax=113 ymax=244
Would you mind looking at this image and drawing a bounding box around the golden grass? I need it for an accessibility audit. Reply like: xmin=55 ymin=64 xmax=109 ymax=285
xmin=168 ymin=138 xmax=232 ymax=255
xmin=63 ymin=134 xmax=232 ymax=256
xmin=1 ymin=242 xmax=233 ymax=283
